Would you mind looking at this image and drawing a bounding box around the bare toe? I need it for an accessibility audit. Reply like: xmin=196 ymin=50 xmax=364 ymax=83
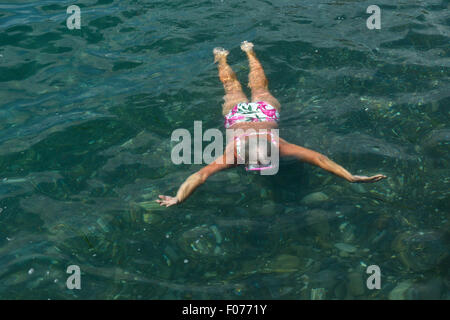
xmin=213 ymin=47 xmax=229 ymax=63
xmin=240 ymin=40 xmax=254 ymax=52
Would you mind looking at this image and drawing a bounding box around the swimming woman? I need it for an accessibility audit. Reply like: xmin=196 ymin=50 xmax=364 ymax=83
xmin=156 ymin=41 xmax=386 ymax=207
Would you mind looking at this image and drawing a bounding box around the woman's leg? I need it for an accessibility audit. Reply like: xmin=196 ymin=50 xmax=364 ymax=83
xmin=214 ymin=47 xmax=249 ymax=116
xmin=241 ymin=41 xmax=281 ymax=111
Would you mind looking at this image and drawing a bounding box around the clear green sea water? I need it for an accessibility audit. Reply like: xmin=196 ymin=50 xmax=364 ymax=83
xmin=0 ymin=0 xmax=449 ymax=299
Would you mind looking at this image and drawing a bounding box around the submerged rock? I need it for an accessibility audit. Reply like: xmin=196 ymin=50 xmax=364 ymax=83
xmin=135 ymin=201 xmax=163 ymax=211
xmin=310 ymin=287 xmax=326 ymax=300
xmin=388 ymin=280 xmax=414 ymax=300
xmin=350 ymin=183 xmax=366 ymax=194
xmin=306 ymin=209 xmax=330 ymax=236
xmin=143 ymin=213 xmax=162 ymax=224
xmin=178 ymin=225 xmax=229 ymax=258
xmin=334 ymin=242 xmax=357 ymax=253
xmin=407 ymin=278 xmax=444 ymax=300
xmin=334 ymin=282 xmax=347 ymax=299
xmin=347 ymin=272 xmax=365 ymax=296
xmin=301 ymin=192 xmax=329 ymax=205
xmin=259 ymin=202 xmax=278 ymax=216
xmin=309 ymin=269 xmax=341 ymax=292
xmin=392 ymin=230 xmax=448 ymax=271
xmin=339 ymin=222 xmax=356 ymax=243
xmin=268 ymin=254 xmax=300 ymax=270
xmin=422 ymin=129 xmax=450 ymax=157
xmin=389 ymin=278 xmax=445 ymax=300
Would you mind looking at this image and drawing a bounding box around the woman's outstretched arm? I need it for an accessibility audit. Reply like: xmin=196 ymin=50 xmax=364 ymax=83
xmin=279 ymin=140 xmax=386 ymax=183
xmin=156 ymin=143 xmax=236 ymax=207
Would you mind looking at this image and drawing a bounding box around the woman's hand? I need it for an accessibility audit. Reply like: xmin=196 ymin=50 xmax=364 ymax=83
xmin=156 ymin=195 xmax=179 ymax=207
xmin=351 ymin=174 xmax=387 ymax=183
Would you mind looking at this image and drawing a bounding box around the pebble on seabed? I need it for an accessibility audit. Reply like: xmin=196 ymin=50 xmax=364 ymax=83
xmin=347 ymin=272 xmax=365 ymax=296
xmin=388 ymin=280 xmax=413 ymax=300
xmin=301 ymin=192 xmax=329 ymax=205
xmin=310 ymin=287 xmax=326 ymax=300
xmin=334 ymin=242 xmax=357 ymax=253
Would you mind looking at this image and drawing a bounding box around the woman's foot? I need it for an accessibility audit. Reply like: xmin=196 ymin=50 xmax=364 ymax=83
xmin=213 ymin=47 xmax=229 ymax=63
xmin=240 ymin=41 xmax=254 ymax=52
